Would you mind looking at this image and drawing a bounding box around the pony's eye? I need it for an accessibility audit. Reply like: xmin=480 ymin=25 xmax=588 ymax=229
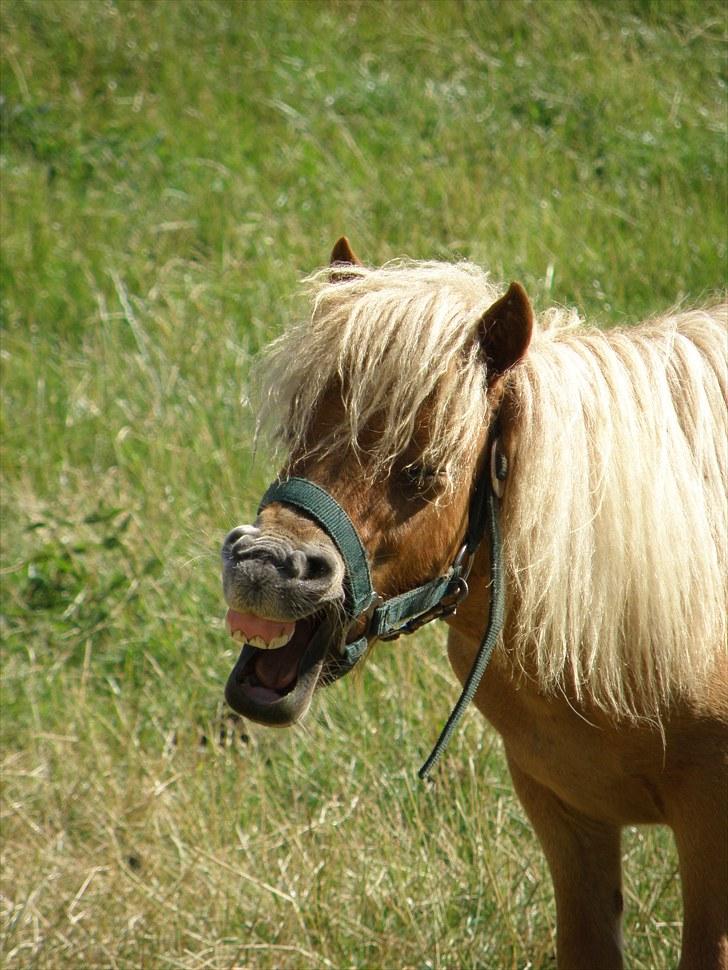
xmin=402 ymin=463 xmax=441 ymax=491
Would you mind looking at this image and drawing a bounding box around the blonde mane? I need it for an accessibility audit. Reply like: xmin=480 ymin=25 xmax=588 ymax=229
xmin=261 ymin=261 xmax=727 ymax=717
xmin=506 ymin=304 xmax=727 ymax=716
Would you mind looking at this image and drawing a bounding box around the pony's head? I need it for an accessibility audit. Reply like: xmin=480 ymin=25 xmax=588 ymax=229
xmin=222 ymin=239 xmax=532 ymax=726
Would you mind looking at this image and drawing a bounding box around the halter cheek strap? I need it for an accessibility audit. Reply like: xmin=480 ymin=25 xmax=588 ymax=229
xmin=258 ymin=433 xmax=508 ymax=778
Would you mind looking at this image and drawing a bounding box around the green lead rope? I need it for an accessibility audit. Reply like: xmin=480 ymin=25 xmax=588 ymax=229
xmin=418 ymin=481 xmax=505 ymax=780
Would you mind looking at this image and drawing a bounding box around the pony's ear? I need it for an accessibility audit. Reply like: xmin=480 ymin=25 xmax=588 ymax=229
xmin=330 ymin=236 xmax=361 ymax=267
xmin=477 ymin=282 xmax=533 ymax=381
xmin=329 ymin=236 xmax=362 ymax=281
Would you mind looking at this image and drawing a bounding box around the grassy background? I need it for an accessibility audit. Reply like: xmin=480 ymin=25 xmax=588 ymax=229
xmin=1 ymin=0 xmax=725 ymax=967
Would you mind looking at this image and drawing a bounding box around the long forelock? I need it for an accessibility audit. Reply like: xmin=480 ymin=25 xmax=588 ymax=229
xmin=259 ymin=261 xmax=504 ymax=488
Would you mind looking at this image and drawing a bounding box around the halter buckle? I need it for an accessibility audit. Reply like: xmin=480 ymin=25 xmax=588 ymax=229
xmin=378 ymin=572 xmax=470 ymax=642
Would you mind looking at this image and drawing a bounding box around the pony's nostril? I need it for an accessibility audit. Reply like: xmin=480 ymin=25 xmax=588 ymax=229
xmin=222 ymin=524 xmax=260 ymax=550
xmin=306 ymin=554 xmax=334 ymax=581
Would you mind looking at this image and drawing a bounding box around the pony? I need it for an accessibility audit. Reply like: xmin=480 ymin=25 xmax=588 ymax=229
xmin=221 ymin=238 xmax=727 ymax=970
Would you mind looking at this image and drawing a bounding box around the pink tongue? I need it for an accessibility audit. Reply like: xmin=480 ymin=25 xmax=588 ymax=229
xmin=225 ymin=609 xmax=295 ymax=645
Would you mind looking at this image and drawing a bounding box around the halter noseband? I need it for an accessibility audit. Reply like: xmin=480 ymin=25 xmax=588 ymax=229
xmin=258 ymin=431 xmax=507 ymax=778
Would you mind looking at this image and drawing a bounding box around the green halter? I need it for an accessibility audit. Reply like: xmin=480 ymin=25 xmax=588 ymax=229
xmin=258 ymin=435 xmax=507 ymax=779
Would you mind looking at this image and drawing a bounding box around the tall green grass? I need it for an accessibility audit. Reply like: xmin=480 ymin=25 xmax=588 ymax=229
xmin=1 ymin=1 xmax=724 ymax=967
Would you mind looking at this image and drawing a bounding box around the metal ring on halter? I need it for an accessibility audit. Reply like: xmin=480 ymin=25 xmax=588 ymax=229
xmin=452 ymin=543 xmax=476 ymax=582
xmin=490 ymin=437 xmax=507 ymax=499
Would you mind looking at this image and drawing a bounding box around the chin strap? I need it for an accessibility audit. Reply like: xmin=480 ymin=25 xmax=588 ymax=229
xmin=258 ymin=432 xmax=508 ymax=779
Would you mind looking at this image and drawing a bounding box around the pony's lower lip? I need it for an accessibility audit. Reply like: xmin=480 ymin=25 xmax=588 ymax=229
xmin=225 ymin=613 xmax=339 ymax=725
xmin=241 ymin=683 xmax=290 ymax=705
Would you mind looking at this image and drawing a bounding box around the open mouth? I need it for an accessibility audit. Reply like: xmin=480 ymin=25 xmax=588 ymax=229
xmin=224 ymin=608 xmax=340 ymax=726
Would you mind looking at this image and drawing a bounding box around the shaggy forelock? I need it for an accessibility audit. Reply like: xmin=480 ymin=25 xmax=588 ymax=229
xmin=259 ymin=261 xmax=504 ymax=489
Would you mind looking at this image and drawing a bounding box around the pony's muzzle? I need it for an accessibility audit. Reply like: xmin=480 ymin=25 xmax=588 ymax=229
xmin=222 ymin=524 xmax=340 ymax=585
xmin=220 ymin=521 xmax=348 ymax=725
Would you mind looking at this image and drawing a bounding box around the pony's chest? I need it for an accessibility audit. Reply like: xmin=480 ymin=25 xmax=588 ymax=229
xmin=446 ymin=634 xmax=667 ymax=825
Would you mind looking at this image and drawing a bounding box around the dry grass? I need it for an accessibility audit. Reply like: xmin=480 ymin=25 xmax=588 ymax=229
xmin=1 ymin=634 xmax=681 ymax=969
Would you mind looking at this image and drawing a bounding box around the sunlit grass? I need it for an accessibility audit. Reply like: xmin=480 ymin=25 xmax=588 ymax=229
xmin=1 ymin=0 xmax=722 ymax=966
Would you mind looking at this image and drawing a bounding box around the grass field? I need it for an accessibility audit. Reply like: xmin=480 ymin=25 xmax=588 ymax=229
xmin=1 ymin=1 xmax=726 ymax=967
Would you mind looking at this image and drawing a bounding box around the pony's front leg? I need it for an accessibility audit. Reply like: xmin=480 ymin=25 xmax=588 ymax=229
xmin=505 ymin=752 xmax=624 ymax=970
xmin=671 ymin=787 xmax=728 ymax=970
